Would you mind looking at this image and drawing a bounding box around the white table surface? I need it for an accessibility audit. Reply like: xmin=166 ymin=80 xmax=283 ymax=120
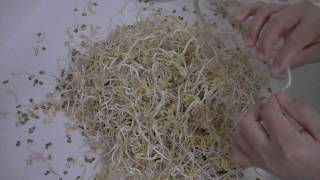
xmin=1 ymin=0 xmax=319 ymax=180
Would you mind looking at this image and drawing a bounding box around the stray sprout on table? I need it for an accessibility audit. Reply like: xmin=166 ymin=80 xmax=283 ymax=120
xmin=16 ymin=140 xmax=21 ymax=147
xmin=45 ymin=142 xmax=53 ymax=150
xmin=28 ymin=126 xmax=36 ymax=134
xmin=2 ymin=80 xmax=9 ymax=84
xmin=27 ymin=138 xmax=34 ymax=144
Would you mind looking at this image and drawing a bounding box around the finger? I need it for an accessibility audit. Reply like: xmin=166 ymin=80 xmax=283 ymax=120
xmin=231 ymin=139 xmax=251 ymax=167
xmin=290 ymin=41 xmax=320 ymax=69
xmin=272 ymin=22 xmax=320 ymax=76
xmin=233 ymin=124 xmax=257 ymax=165
xmin=257 ymin=7 xmax=302 ymax=61
xmin=282 ymin=27 xmax=295 ymax=40
xmin=237 ymin=105 xmax=269 ymax=150
xmin=246 ymin=4 xmax=287 ymax=47
xmin=276 ymin=93 xmax=320 ymax=140
xmin=261 ymin=96 xmax=298 ymax=143
xmin=233 ymin=2 xmax=264 ymax=22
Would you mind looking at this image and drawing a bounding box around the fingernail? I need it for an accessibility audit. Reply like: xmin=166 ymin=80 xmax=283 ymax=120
xmin=234 ymin=14 xmax=244 ymax=21
xmin=266 ymin=96 xmax=277 ymax=106
xmin=277 ymin=93 xmax=294 ymax=103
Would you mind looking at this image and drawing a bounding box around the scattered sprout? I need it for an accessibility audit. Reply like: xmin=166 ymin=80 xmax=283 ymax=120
xmin=33 ymin=79 xmax=39 ymax=86
xmin=36 ymin=31 xmax=46 ymax=43
xmin=28 ymin=126 xmax=36 ymax=134
xmin=45 ymin=142 xmax=53 ymax=149
xmin=16 ymin=140 xmax=21 ymax=147
xmin=26 ymin=159 xmax=33 ymax=166
xmin=27 ymin=139 xmax=34 ymax=144
xmin=19 ymin=113 xmax=29 ymax=125
xmin=2 ymin=80 xmax=9 ymax=84
xmin=66 ymin=135 xmax=72 ymax=143
xmin=39 ymin=70 xmax=46 ymax=75
xmin=84 ymin=156 xmax=95 ymax=163
xmin=44 ymin=170 xmax=50 ymax=175
xmin=182 ymin=5 xmax=188 ymax=11
xmin=28 ymin=75 xmax=34 ymax=81
xmin=32 ymin=47 xmax=39 ymax=56
xmin=66 ymin=157 xmax=74 ymax=162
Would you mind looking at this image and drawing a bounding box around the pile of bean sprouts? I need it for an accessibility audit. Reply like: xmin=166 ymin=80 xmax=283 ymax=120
xmin=49 ymin=13 xmax=267 ymax=179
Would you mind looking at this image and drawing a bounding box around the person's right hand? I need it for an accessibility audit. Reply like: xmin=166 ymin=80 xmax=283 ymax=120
xmin=234 ymin=1 xmax=320 ymax=76
xmin=232 ymin=93 xmax=320 ymax=180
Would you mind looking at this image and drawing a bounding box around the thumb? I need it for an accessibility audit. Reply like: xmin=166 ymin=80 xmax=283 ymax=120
xmin=276 ymin=93 xmax=320 ymax=140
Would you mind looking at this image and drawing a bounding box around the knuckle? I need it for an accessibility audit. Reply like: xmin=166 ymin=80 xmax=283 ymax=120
xmin=287 ymin=37 xmax=304 ymax=48
xmin=283 ymin=147 xmax=304 ymax=163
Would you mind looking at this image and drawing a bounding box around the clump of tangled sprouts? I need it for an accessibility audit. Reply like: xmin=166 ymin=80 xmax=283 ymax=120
xmin=51 ymin=13 xmax=267 ymax=179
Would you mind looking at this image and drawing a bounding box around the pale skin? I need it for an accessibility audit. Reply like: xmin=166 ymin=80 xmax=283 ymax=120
xmin=232 ymin=1 xmax=320 ymax=180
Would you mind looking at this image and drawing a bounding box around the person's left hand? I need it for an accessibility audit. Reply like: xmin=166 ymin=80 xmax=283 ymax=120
xmin=233 ymin=1 xmax=320 ymax=76
xmin=231 ymin=93 xmax=320 ymax=180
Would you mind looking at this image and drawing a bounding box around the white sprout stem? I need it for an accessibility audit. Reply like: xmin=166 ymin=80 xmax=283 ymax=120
xmin=181 ymin=38 xmax=197 ymax=55
xmin=281 ymin=68 xmax=292 ymax=92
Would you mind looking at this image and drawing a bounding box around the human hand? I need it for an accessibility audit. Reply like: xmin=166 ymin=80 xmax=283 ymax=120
xmin=234 ymin=1 xmax=320 ymax=76
xmin=231 ymin=93 xmax=320 ymax=180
